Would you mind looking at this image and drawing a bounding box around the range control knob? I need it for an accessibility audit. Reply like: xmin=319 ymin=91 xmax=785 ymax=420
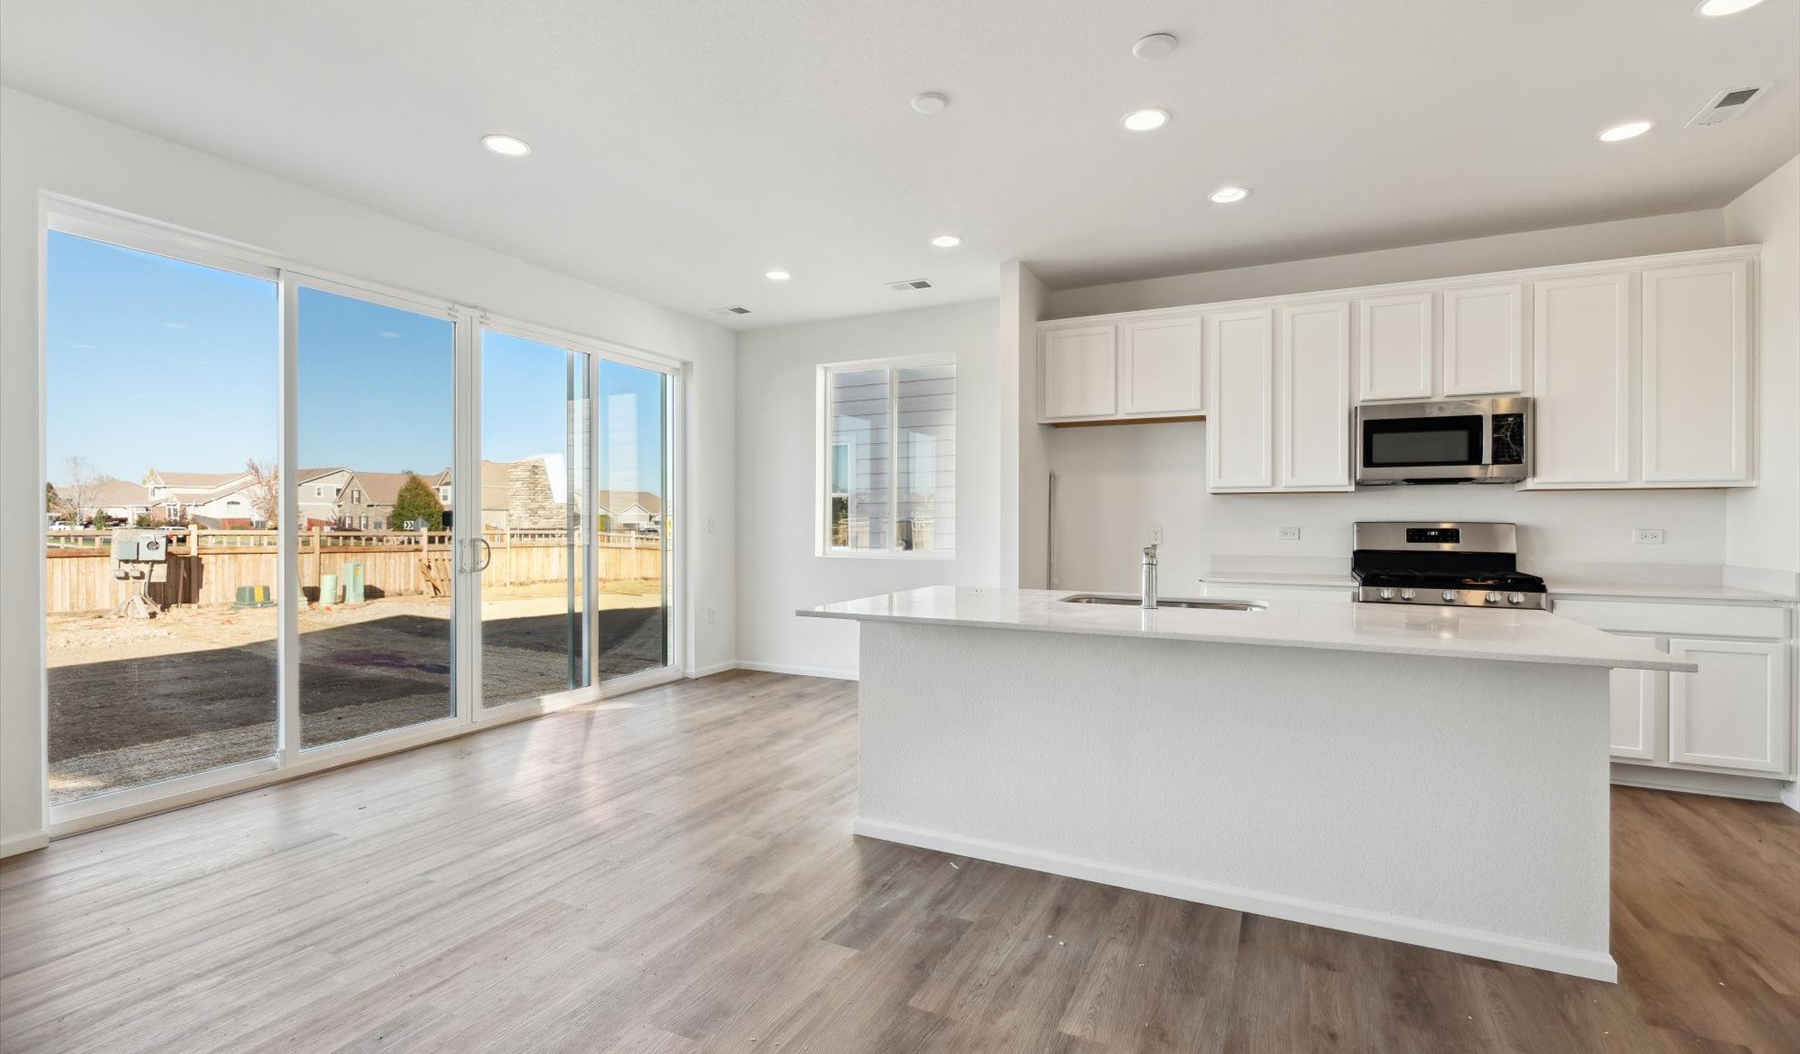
xmin=1399 ymin=589 xmax=1415 ymax=601
xmin=1378 ymin=587 xmax=1395 ymax=600
xmin=1484 ymin=591 xmax=1502 ymax=604
xmin=1507 ymin=592 xmax=1525 ymax=605
xmin=1441 ymin=590 xmax=1458 ymax=603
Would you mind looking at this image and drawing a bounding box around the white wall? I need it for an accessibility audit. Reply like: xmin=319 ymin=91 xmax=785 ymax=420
xmin=1040 ymin=209 xmax=1753 ymax=594
xmin=1047 ymin=422 xmax=1730 ymax=593
xmin=0 ymin=88 xmax=738 ymax=853
xmin=999 ymin=262 xmax=1049 ymax=588
xmin=735 ymin=300 xmax=1001 ymax=677
xmin=1046 ymin=209 xmax=1731 ymax=318
xmin=1723 ymin=155 xmax=1800 ymax=585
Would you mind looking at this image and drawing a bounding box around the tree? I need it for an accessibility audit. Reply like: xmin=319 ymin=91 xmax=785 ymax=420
xmin=59 ymin=456 xmax=116 ymax=526
xmin=244 ymin=457 xmax=280 ymax=528
xmin=46 ymin=482 xmax=59 ymax=512
xmin=388 ymin=473 xmax=445 ymax=530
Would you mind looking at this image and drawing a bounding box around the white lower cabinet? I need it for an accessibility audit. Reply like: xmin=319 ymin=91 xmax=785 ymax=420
xmin=1668 ymin=637 xmax=1789 ymax=774
xmin=1608 ymin=637 xmax=1664 ymax=762
xmin=1559 ymin=599 xmax=1794 ymax=780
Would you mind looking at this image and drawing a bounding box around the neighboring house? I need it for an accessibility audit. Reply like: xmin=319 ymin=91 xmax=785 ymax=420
xmin=432 ymin=461 xmax=514 ymax=529
xmin=141 ymin=469 xmax=266 ymax=527
xmin=293 ymin=467 xmax=445 ymax=529
xmin=68 ymin=479 xmax=154 ymax=524
xmin=599 ymin=491 xmax=662 ymax=532
xmin=144 ymin=470 xmax=251 ymax=507
xmin=294 ymin=468 xmax=355 ymax=527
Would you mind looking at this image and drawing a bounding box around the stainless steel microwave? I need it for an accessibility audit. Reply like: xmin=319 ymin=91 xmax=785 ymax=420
xmin=1353 ymin=397 xmax=1531 ymax=485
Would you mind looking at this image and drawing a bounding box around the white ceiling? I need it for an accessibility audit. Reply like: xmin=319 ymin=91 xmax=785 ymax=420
xmin=2 ymin=0 xmax=1796 ymax=329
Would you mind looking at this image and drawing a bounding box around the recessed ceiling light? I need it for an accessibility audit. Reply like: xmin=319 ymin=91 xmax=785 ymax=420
xmin=1122 ymin=108 xmax=1170 ymax=132
xmin=1696 ymin=0 xmax=1768 ymax=15
xmin=1132 ymin=33 xmax=1179 ymax=60
xmin=481 ymin=134 xmax=532 ymax=157
xmin=911 ymin=92 xmax=949 ymax=115
xmin=930 ymin=234 xmax=963 ymax=248
xmin=1209 ymin=186 xmax=1250 ymax=204
xmin=765 ymin=269 xmax=792 ymax=281
xmin=1597 ymin=119 xmax=1654 ymax=142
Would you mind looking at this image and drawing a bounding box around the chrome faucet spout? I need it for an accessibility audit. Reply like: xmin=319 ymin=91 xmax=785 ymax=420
xmin=1140 ymin=543 xmax=1159 ymax=610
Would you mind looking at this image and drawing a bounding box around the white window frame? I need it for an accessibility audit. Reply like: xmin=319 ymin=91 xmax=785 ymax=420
xmin=815 ymin=354 xmax=955 ymax=560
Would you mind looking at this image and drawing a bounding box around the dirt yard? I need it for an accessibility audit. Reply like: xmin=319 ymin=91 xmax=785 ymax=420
xmin=46 ymin=579 xmax=669 ymax=805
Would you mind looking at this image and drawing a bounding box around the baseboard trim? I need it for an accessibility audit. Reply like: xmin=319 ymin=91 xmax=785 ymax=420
xmin=852 ymin=816 xmax=1618 ymax=983
xmin=685 ymin=660 xmax=739 ymax=679
xmin=737 ymin=660 xmax=858 ymax=681
xmin=1610 ymin=765 xmax=1787 ymax=802
xmin=0 ymin=830 xmax=50 ymax=859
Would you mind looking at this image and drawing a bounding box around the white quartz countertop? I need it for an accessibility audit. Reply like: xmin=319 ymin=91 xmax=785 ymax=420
xmin=801 ymin=587 xmax=1695 ymax=672
xmin=1198 ymin=570 xmax=1797 ymax=603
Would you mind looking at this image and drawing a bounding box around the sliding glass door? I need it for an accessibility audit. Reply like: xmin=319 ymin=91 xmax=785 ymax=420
xmin=42 ymin=211 xmax=682 ymax=827
xmin=41 ymin=229 xmax=280 ymax=806
xmin=597 ymin=359 xmax=672 ymax=681
xmin=476 ymin=328 xmax=591 ymax=710
xmin=293 ymin=283 xmax=458 ymax=747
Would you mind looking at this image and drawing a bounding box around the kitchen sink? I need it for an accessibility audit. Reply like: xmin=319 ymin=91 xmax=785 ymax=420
xmin=1059 ymin=594 xmax=1266 ymax=612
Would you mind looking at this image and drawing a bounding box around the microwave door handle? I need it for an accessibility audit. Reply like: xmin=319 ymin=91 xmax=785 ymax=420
xmin=1480 ymin=410 xmax=1494 ymax=465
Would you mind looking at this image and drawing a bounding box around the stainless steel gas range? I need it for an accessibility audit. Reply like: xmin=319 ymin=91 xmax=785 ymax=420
xmin=1351 ymin=521 xmax=1549 ymax=610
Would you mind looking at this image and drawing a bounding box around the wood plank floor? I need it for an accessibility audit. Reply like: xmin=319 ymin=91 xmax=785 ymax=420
xmin=2 ymin=670 xmax=1796 ymax=1053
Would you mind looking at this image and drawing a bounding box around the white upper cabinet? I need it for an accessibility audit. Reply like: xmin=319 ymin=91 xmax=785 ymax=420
xmin=1442 ymin=283 xmax=1525 ymax=396
xmin=1207 ymin=309 xmax=1275 ymax=490
xmin=1358 ymin=292 xmax=1434 ymax=401
xmin=1530 ymin=272 xmax=1632 ymax=486
xmin=1040 ymin=324 xmax=1117 ymax=420
xmin=1119 ymin=315 xmax=1203 ymax=416
xmin=1038 ymin=245 xmax=1757 ymax=491
xmin=1279 ymin=301 xmax=1353 ymax=490
xmin=1640 ymin=260 xmax=1751 ymax=485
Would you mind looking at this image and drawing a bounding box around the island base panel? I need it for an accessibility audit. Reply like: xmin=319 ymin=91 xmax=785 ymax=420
xmin=853 ymin=620 xmax=1616 ymax=981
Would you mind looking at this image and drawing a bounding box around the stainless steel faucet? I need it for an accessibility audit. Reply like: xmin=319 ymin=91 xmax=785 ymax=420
xmin=1140 ymin=543 xmax=1159 ymax=609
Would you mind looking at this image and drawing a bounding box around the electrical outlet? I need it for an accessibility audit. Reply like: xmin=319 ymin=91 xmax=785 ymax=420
xmin=1276 ymin=526 xmax=1301 ymax=542
xmin=1150 ymin=526 xmax=1163 ymax=546
xmin=708 ymin=608 xmax=717 ymax=625
xmin=707 ymin=517 xmax=716 ymax=534
xmin=1632 ymin=528 xmax=1665 ymax=545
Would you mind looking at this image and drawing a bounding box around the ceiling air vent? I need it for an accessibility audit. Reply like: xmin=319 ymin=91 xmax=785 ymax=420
xmin=887 ymin=278 xmax=933 ymax=292
xmin=1687 ymin=84 xmax=1772 ymax=127
xmin=709 ymin=305 xmax=752 ymax=316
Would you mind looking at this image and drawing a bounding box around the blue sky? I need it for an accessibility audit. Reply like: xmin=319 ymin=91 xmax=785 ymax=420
xmin=46 ymin=231 xmax=664 ymax=494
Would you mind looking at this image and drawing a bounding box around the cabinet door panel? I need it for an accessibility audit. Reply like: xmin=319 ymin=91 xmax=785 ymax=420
xmin=1443 ymin=283 xmax=1525 ymax=396
xmin=1280 ymin=301 xmax=1352 ymax=489
xmin=1668 ymin=638 xmax=1788 ymax=774
xmin=1608 ymin=634 xmax=1665 ymax=762
xmin=1358 ymin=292 xmax=1433 ymax=401
xmin=1041 ymin=325 xmax=1117 ymax=420
xmin=1642 ymin=260 xmax=1751 ymax=484
xmin=1207 ymin=309 xmax=1274 ymax=490
xmin=1121 ymin=316 xmax=1203 ymax=415
xmin=1531 ymin=273 xmax=1631 ymax=484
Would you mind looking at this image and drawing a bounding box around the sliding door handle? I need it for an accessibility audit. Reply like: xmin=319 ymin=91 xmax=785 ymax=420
xmin=467 ymin=537 xmax=493 ymax=572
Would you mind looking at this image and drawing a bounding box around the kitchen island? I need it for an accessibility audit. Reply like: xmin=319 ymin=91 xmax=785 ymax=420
xmin=799 ymin=585 xmax=1693 ymax=981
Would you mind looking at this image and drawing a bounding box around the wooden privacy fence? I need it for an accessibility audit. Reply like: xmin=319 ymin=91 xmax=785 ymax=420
xmin=44 ymin=528 xmax=663 ymax=614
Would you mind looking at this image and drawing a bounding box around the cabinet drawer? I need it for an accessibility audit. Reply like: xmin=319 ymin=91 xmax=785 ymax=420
xmin=1553 ymin=599 xmax=1787 ymax=639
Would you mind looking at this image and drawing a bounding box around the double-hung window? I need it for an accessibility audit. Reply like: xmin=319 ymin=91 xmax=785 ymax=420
xmin=819 ymin=357 xmax=955 ymax=556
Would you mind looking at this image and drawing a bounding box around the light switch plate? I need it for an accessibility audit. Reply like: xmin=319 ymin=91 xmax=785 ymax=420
xmin=1632 ymin=528 xmax=1665 ymax=545
xmin=1276 ymin=527 xmax=1301 ymax=542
